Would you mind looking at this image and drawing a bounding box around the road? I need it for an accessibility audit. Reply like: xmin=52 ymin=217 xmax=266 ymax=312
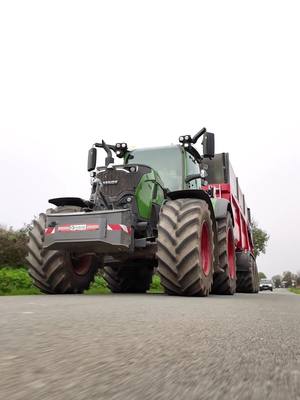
xmin=1 ymin=289 xmax=300 ymax=400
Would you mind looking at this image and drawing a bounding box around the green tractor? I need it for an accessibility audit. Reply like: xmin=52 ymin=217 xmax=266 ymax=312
xmin=27 ymin=128 xmax=236 ymax=296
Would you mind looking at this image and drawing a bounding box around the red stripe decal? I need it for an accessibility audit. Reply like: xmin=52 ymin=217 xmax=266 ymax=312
xmin=107 ymin=224 xmax=132 ymax=235
xmin=45 ymin=227 xmax=55 ymax=236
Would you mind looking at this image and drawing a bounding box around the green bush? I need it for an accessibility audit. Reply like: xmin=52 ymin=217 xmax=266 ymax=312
xmin=0 ymin=225 xmax=30 ymax=268
xmin=0 ymin=267 xmax=164 ymax=295
xmin=0 ymin=267 xmax=36 ymax=294
xmin=86 ymin=273 xmax=110 ymax=294
xmin=150 ymin=274 xmax=163 ymax=293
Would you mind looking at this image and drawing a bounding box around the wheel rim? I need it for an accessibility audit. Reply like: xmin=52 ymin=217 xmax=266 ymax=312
xmin=71 ymin=255 xmax=93 ymax=276
xmin=227 ymin=228 xmax=236 ymax=279
xmin=200 ymin=222 xmax=212 ymax=276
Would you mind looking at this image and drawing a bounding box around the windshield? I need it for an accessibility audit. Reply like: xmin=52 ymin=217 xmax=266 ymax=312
xmin=127 ymin=146 xmax=183 ymax=191
xmin=260 ymin=279 xmax=272 ymax=284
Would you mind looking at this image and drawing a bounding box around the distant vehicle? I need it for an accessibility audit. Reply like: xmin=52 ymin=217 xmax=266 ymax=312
xmin=259 ymin=279 xmax=273 ymax=291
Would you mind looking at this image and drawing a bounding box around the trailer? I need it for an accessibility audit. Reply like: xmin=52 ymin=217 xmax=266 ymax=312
xmin=204 ymin=153 xmax=259 ymax=293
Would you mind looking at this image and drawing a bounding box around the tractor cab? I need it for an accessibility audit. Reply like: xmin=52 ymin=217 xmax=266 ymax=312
xmin=126 ymin=145 xmax=185 ymax=191
xmin=126 ymin=141 xmax=212 ymax=192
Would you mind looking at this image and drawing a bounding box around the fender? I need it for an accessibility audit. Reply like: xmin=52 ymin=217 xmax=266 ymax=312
xmin=166 ymin=189 xmax=222 ymax=273
xmin=212 ymin=197 xmax=234 ymax=226
xmin=167 ymin=189 xmax=214 ymax=217
xmin=48 ymin=197 xmax=93 ymax=208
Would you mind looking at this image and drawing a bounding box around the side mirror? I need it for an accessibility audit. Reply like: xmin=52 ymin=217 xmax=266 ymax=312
xmin=87 ymin=148 xmax=97 ymax=171
xmin=202 ymin=132 xmax=215 ymax=158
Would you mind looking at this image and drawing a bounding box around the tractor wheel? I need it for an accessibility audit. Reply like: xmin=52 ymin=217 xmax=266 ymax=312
xmin=26 ymin=206 xmax=99 ymax=294
xmin=212 ymin=215 xmax=236 ymax=295
xmin=157 ymin=198 xmax=214 ymax=296
xmin=103 ymin=264 xmax=153 ymax=293
xmin=236 ymin=252 xmax=259 ymax=293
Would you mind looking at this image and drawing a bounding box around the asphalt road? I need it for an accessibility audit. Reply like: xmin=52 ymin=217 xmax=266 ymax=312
xmin=1 ymin=289 xmax=300 ymax=400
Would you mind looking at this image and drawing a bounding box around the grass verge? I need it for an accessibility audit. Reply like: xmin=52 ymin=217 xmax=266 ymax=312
xmin=289 ymin=288 xmax=300 ymax=295
xmin=0 ymin=267 xmax=164 ymax=295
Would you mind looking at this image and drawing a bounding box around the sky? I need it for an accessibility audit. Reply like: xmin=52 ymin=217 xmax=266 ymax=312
xmin=0 ymin=0 xmax=299 ymax=278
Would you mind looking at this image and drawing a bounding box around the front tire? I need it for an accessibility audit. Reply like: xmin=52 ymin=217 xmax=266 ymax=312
xmin=157 ymin=199 xmax=214 ymax=296
xmin=26 ymin=207 xmax=99 ymax=294
xmin=103 ymin=263 xmax=153 ymax=293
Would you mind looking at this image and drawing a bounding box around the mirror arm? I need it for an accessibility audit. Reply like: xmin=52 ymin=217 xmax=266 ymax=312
xmin=186 ymin=146 xmax=202 ymax=164
xmin=192 ymin=127 xmax=206 ymax=144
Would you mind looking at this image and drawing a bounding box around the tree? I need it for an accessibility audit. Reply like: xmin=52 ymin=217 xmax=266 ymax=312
xmin=251 ymin=221 xmax=270 ymax=258
xmin=281 ymin=271 xmax=297 ymax=288
xmin=258 ymin=272 xmax=267 ymax=280
xmin=0 ymin=224 xmax=31 ymax=268
xmin=296 ymin=271 xmax=300 ymax=288
xmin=272 ymin=275 xmax=282 ymax=288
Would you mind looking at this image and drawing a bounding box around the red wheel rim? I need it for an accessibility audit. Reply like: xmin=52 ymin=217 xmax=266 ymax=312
xmin=72 ymin=255 xmax=93 ymax=276
xmin=200 ymin=222 xmax=212 ymax=276
xmin=227 ymin=228 xmax=235 ymax=279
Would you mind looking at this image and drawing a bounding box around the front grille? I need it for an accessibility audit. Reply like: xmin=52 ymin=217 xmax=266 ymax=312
xmin=97 ymin=165 xmax=151 ymax=198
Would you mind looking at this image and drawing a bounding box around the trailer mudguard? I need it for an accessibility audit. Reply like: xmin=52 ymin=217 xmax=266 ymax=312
xmin=49 ymin=197 xmax=93 ymax=209
xmin=211 ymin=197 xmax=234 ymax=226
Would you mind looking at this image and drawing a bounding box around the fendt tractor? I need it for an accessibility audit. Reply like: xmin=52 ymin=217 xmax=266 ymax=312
xmin=26 ymin=128 xmax=259 ymax=296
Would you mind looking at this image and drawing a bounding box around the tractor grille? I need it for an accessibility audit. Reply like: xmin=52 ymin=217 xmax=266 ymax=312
xmin=97 ymin=165 xmax=151 ymax=198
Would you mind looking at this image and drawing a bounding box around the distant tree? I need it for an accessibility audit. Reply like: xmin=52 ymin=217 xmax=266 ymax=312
xmin=281 ymin=271 xmax=297 ymax=288
xmin=258 ymin=272 xmax=267 ymax=280
xmin=272 ymin=275 xmax=282 ymax=288
xmin=251 ymin=221 xmax=270 ymax=258
xmin=296 ymin=271 xmax=300 ymax=288
xmin=0 ymin=224 xmax=31 ymax=268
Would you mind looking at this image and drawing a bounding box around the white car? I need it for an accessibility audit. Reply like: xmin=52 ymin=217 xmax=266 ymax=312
xmin=259 ymin=279 xmax=273 ymax=291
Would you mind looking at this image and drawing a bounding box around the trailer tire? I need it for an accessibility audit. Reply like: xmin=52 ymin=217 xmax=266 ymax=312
xmin=236 ymin=258 xmax=259 ymax=293
xmin=212 ymin=215 xmax=236 ymax=295
xmin=157 ymin=198 xmax=214 ymax=296
xmin=103 ymin=264 xmax=153 ymax=293
xmin=26 ymin=207 xmax=99 ymax=294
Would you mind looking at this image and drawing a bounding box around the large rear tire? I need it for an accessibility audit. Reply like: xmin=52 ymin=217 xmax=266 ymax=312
xmin=103 ymin=264 xmax=153 ymax=293
xmin=157 ymin=199 xmax=214 ymax=296
xmin=26 ymin=206 xmax=99 ymax=294
xmin=212 ymin=215 xmax=236 ymax=295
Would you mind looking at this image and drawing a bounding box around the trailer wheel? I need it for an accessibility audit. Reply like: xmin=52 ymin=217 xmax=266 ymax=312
xmin=236 ymin=253 xmax=258 ymax=293
xmin=212 ymin=215 xmax=236 ymax=295
xmin=157 ymin=198 xmax=214 ymax=296
xmin=103 ymin=264 xmax=153 ymax=293
xmin=26 ymin=207 xmax=99 ymax=294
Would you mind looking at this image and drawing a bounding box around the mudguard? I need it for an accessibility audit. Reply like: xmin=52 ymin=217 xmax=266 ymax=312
xmin=49 ymin=197 xmax=93 ymax=209
xmin=212 ymin=197 xmax=234 ymax=226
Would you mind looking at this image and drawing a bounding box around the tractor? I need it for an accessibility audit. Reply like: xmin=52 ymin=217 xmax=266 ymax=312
xmin=26 ymin=128 xmax=258 ymax=296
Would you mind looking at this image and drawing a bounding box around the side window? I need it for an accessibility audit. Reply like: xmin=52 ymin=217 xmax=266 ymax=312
xmin=186 ymin=155 xmax=200 ymax=189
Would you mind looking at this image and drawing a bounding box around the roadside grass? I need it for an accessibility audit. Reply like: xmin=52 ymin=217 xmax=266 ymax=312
xmin=289 ymin=288 xmax=300 ymax=295
xmin=0 ymin=267 xmax=164 ymax=295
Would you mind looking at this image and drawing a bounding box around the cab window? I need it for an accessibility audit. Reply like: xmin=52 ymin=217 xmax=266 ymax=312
xmin=186 ymin=154 xmax=200 ymax=189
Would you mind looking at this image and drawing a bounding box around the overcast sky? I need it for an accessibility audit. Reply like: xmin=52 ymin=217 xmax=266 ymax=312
xmin=1 ymin=1 xmax=299 ymax=278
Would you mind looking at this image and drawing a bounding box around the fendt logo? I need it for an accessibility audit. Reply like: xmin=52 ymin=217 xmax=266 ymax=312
xmin=102 ymin=180 xmax=118 ymax=185
xmin=57 ymin=224 xmax=100 ymax=233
